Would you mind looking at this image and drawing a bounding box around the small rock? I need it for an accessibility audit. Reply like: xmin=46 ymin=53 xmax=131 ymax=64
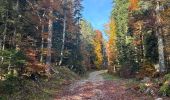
xmin=144 ymin=88 xmax=151 ymax=94
xmin=141 ymin=77 xmax=151 ymax=83
xmin=150 ymin=89 xmax=155 ymax=96
xmin=155 ymin=98 xmax=163 ymax=100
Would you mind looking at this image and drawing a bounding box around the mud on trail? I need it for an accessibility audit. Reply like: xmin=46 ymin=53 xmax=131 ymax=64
xmin=55 ymin=70 xmax=155 ymax=100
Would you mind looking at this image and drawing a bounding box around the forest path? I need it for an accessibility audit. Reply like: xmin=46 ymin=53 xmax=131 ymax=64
xmin=55 ymin=70 xmax=152 ymax=100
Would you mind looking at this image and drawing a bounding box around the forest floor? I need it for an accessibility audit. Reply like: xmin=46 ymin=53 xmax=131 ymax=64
xmin=55 ymin=70 xmax=168 ymax=100
xmin=0 ymin=67 xmax=79 ymax=100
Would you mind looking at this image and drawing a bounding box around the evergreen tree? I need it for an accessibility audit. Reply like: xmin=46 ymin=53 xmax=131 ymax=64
xmin=80 ymin=19 xmax=95 ymax=70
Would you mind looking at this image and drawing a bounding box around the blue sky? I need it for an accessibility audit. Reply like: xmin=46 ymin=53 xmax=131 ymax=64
xmin=82 ymin=0 xmax=113 ymax=39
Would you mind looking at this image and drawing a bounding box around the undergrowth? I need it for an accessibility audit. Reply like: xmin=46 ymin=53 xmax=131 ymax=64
xmin=159 ymin=74 xmax=170 ymax=96
xmin=101 ymin=72 xmax=120 ymax=81
xmin=0 ymin=67 xmax=78 ymax=100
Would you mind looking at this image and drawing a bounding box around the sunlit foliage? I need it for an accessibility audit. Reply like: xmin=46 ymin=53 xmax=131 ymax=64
xmin=105 ymin=18 xmax=117 ymax=73
xmin=93 ymin=30 xmax=103 ymax=69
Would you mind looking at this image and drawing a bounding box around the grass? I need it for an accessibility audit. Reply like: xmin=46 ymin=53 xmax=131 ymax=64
xmin=124 ymin=78 xmax=140 ymax=87
xmin=101 ymin=71 xmax=140 ymax=87
xmin=101 ymin=72 xmax=120 ymax=81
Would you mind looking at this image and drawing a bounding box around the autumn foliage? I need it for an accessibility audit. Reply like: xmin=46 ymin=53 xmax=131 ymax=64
xmin=93 ymin=30 xmax=103 ymax=69
xmin=105 ymin=18 xmax=117 ymax=73
xmin=129 ymin=0 xmax=139 ymax=11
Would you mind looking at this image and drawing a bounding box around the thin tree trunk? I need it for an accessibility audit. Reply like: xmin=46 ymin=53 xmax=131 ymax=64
xmin=156 ymin=1 xmax=166 ymax=72
xmin=40 ymin=25 xmax=44 ymax=63
xmin=157 ymin=28 xmax=165 ymax=72
xmin=13 ymin=27 xmax=17 ymax=49
xmin=2 ymin=35 xmax=6 ymax=51
xmin=14 ymin=0 xmax=19 ymax=49
xmin=59 ymin=0 xmax=67 ymax=66
xmin=138 ymin=22 xmax=145 ymax=64
xmin=46 ymin=0 xmax=54 ymax=73
xmin=37 ymin=10 xmax=45 ymax=63
xmin=1 ymin=23 xmax=7 ymax=63
xmin=75 ymin=13 xmax=81 ymax=60
xmin=8 ymin=55 xmax=12 ymax=74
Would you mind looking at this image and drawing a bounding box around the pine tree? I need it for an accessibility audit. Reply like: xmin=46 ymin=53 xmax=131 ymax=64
xmin=80 ymin=19 xmax=95 ymax=70
xmin=112 ymin=0 xmax=129 ymax=65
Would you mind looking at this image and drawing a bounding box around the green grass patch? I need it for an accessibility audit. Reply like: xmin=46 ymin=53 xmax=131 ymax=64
xmin=101 ymin=73 xmax=120 ymax=81
xmin=100 ymin=72 xmax=139 ymax=87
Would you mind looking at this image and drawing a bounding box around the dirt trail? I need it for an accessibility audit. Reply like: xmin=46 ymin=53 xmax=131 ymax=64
xmin=55 ymin=70 xmax=154 ymax=100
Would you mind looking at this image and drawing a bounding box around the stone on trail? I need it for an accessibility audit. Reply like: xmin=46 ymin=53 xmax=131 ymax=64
xmin=155 ymin=98 xmax=163 ymax=100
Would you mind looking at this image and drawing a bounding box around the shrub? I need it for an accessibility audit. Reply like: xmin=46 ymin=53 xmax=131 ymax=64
xmin=0 ymin=96 xmax=7 ymax=100
xmin=137 ymin=61 xmax=156 ymax=79
xmin=164 ymin=74 xmax=170 ymax=81
xmin=118 ymin=62 xmax=138 ymax=78
xmin=139 ymin=83 xmax=147 ymax=92
xmin=159 ymin=74 xmax=170 ymax=96
xmin=0 ymin=75 xmax=21 ymax=94
xmin=159 ymin=83 xmax=170 ymax=96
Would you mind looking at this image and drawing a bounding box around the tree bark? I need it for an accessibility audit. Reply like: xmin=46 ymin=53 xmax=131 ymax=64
xmin=59 ymin=0 xmax=67 ymax=66
xmin=156 ymin=1 xmax=166 ymax=72
xmin=40 ymin=25 xmax=44 ymax=63
xmin=1 ymin=23 xmax=7 ymax=63
xmin=46 ymin=0 xmax=54 ymax=73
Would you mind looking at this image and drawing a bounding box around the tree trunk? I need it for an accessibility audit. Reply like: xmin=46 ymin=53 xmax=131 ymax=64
xmin=157 ymin=28 xmax=165 ymax=72
xmin=13 ymin=27 xmax=17 ymax=49
xmin=46 ymin=0 xmax=54 ymax=73
xmin=139 ymin=23 xmax=144 ymax=63
xmin=1 ymin=23 xmax=7 ymax=63
xmin=156 ymin=1 xmax=166 ymax=72
xmin=14 ymin=0 xmax=19 ymax=49
xmin=59 ymin=0 xmax=67 ymax=66
xmin=40 ymin=25 xmax=44 ymax=63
